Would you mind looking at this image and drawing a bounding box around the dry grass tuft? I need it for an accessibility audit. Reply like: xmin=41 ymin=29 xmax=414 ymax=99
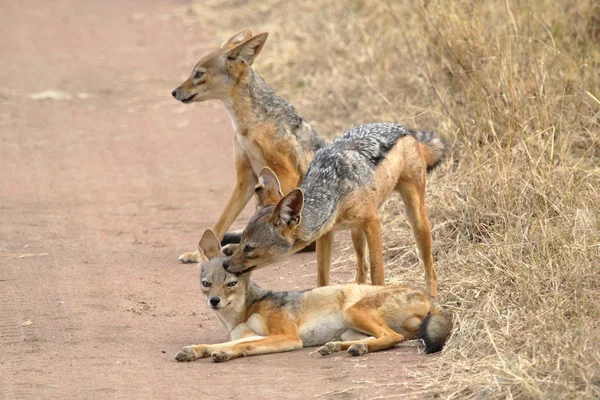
xmin=194 ymin=0 xmax=600 ymax=398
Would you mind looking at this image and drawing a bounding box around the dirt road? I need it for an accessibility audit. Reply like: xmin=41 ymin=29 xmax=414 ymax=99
xmin=0 ymin=1 xmax=432 ymax=398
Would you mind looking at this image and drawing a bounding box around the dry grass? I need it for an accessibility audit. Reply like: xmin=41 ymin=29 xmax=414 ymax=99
xmin=192 ymin=0 xmax=600 ymax=398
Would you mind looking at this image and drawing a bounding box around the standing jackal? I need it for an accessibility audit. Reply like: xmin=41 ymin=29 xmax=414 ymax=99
xmin=172 ymin=29 xmax=325 ymax=263
xmin=174 ymin=230 xmax=452 ymax=363
xmin=225 ymin=123 xmax=445 ymax=298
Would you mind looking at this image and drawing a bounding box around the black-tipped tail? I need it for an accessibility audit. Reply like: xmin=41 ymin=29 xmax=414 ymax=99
xmin=418 ymin=304 xmax=452 ymax=354
xmin=410 ymin=130 xmax=447 ymax=172
xmin=221 ymin=230 xmax=243 ymax=246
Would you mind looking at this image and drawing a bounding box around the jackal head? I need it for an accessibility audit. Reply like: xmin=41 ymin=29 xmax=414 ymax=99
xmin=197 ymin=230 xmax=249 ymax=312
xmin=171 ymin=29 xmax=268 ymax=103
xmin=225 ymin=167 xmax=304 ymax=274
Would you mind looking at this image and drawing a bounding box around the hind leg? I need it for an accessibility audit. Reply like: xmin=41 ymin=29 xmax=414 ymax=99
xmin=397 ymin=180 xmax=438 ymax=299
xmin=318 ymin=304 xmax=404 ymax=356
xmin=363 ymin=216 xmax=385 ymax=285
xmin=351 ymin=229 xmax=370 ymax=284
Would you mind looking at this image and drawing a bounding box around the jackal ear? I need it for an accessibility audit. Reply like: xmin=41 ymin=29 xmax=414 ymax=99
xmin=220 ymin=29 xmax=253 ymax=50
xmin=197 ymin=229 xmax=221 ymax=260
xmin=271 ymin=189 xmax=304 ymax=228
xmin=255 ymin=167 xmax=283 ymax=207
xmin=225 ymin=32 xmax=268 ymax=65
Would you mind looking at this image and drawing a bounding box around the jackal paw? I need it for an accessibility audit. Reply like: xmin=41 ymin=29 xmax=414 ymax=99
xmin=347 ymin=343 xmax=368 ymax=356
xmin=174 ymin=346 xmax=199 ymax=362
xmin=318 ymin=342 xmax=341 ymax=356
xmin=211 ymin=351 xmax=232 ymax=363
xmin=179 ymin=250 xmax=200 ymax=264
xmin=221 ymin=244 xmax=238 ymax=257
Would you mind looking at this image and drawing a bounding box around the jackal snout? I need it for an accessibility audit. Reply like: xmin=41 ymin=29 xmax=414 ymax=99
xmin=171 ymin=86 xmax=197 ymax=103
xmin=227 ymin=170 xmax=303 ymax=274
xmin=209 ymin=296 xmax=221 ymax=308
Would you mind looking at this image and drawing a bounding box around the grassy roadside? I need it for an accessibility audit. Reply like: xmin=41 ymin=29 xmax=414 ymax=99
xmin=190 ymin=1 xmax=600 ymax=398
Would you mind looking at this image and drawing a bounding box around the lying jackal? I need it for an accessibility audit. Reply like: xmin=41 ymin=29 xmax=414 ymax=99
xmin=172 ymin=29 xmax=325 ymax=263
xmin=174 ymin=230 xmax=452 ymax=363
xmin=225 ymin=123 xmax=445 ymax=298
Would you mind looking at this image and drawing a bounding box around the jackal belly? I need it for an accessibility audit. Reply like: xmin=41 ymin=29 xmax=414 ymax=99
xmin=298 ymin=312 xmax=347 ymax=346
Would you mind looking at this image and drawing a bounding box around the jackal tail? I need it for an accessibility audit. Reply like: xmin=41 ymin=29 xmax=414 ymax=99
xmin=418 ymin=303 xmax=452 ymax=354
xmin=410 ymin=130 xmax=446 ymax=172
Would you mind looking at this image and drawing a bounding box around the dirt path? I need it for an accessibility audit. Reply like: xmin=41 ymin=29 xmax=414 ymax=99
xmin=0 ymin=1 xmax=432 ymax=398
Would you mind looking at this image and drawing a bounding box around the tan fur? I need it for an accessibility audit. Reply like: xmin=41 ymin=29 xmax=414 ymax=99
xmin=228 ymin=133 xmax=440 ymax=298
xmin=173 ymin=30 xmax=323 ymax=263
xmin=174 ymin=230 xmax=451 ymax=363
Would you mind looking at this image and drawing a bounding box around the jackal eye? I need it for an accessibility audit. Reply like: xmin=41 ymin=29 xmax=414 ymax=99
xmin=243 ymin=245 xmax=254 ymax=254
xmin=193 ymin=70 xmax=204 ymax=80
xmin=227 ymin=281 xmax=237 ymax=288
xmin=202 ymin=280 xmax=211 ymax=288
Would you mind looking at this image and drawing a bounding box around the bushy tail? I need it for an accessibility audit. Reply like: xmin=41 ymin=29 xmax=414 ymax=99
xmin=418 ymin=302 xmax=453 ymax=354
xmin=410 ymin=130 xmax=446 ymax=172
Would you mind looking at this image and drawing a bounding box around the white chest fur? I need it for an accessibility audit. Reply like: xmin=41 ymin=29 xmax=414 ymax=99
xmin=223 ymin=100 xmax=240 ymax=133
xmin=223 ymin=101 xmax=267 ymax=176
xmin=235 ymin=134 xmax=267 ymax=176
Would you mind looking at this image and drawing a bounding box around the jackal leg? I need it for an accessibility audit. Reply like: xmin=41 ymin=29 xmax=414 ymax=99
xmin=179 ymin=147 xmax=256 ymax=263
xmin=209 ymin=334 xmax=303 ymax=363
xmin=316 ymin=231 xmax=335 ymax=286
xmin=174 ymin=321 xmax=264 ymax=362
xmin=221 ymin=229 xmax=245 ymax=246
xmin=397 ymin=180 xmax=438 ymax=299
xmin=318 ymin=305 xmax=403 ymax=356
xmin=212 ymin=152 xmax=258 ymax=240
xmin=175 ymin=335 xmax=265 ymax=362
xmin=363 ymin=216 xmax=385 ymax=285
xmin=351 ymin=229 xmax=370 ymax=284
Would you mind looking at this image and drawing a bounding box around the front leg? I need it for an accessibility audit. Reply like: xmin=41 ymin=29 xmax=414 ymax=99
xmin=351 ymin=229 xmax=369 ymax=284
xmin=209 ymin=334 xmax=303 ymax=363
xmin=316 ymin=231 xmax=335 ymax=286
xmin=174 ymin=335 xmax=266 ymax=362
xmin=212 ymin=143 xmax=258 ymax=240
xmin=179 ymin=145 xmax=256 ymax=263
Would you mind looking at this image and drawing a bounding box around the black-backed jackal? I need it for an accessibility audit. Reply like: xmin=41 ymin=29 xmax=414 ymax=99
xmin=172 ymin=30 xmax=325 ymax=263
xmin=174 ymin=230 xmax=452 ymax=363
xmin=224 ymin=123 xmax=445 ymax=298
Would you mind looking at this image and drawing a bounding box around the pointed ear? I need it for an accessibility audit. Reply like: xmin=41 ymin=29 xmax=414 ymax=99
xmin=220 ymin=29 xmax=253 ymax=50
xmin=271 ymin=189 xmax=304 ymax=227
xmin=255 ymin=167 xmax=283 ymax=207
xmin=225 ymin=32 xmax=268 ymax=65
xmin=197 ymin=230 xmax=221 ymax=259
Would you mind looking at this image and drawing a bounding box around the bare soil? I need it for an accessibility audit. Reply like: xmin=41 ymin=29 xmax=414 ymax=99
xmin=0 ymin=1 xmax=434 ymax=398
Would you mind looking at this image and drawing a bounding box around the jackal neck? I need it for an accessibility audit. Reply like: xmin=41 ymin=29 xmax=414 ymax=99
xmin=223 ymin=69 xmax=286 ymax=136
xmin=245 ymin=281 xmax=264 ymax=306
xmin=294 ymin=194 xmax=338 ymax=245
xmin=246 ymin=281 xmax=305 ymax=312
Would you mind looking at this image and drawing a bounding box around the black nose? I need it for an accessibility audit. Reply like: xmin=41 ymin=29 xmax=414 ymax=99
xmin=171 ymin=90 xmax=177 ymax=98
xmin=222 ymin=259 xmax=229 ymax=269
xmin=209 ymin=297 xmax=220 ymax=307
